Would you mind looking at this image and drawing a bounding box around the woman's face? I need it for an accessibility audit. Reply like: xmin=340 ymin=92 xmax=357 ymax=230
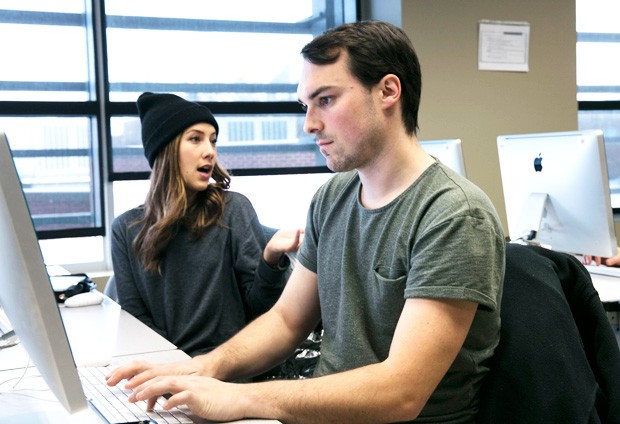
xmin=178 ymin=122 xmax=218 ymax=195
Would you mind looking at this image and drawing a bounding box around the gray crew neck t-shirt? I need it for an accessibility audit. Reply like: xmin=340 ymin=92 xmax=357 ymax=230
xmin=297 ymin=162 xmax=505 ymax=423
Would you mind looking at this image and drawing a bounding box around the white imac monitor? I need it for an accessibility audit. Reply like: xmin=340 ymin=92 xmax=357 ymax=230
xmin=497 ymin=129 xmax=618 ymax=258
xmin=0 ymin=130 xmax=88 ymax=414
xmin=420 ymin=138 xmax=467 ymax=177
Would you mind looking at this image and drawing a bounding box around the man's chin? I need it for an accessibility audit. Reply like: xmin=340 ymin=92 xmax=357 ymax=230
xmin=326 ymin=161 xmax=352 ymax=173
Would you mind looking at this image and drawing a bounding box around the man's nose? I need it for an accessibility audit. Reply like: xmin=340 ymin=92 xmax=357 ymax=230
xmin=303 ymin=108 xmax=323 ymax=134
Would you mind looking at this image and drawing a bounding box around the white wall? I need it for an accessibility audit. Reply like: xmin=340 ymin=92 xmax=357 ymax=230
xmin=230 ymin=173 xmax=333 ymax=229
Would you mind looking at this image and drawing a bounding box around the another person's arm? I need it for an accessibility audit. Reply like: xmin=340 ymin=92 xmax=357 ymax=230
xmin=238 ymin=215 xmax=303 ymax=318
xmin=111 ymin=215 xmax=164 ymax=336
xmin=583 ymin=246 xmax=620 ymax=267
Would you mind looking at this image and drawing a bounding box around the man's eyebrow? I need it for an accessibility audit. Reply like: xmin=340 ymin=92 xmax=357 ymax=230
xmin=298 ymin=85 xmax=331 ymax=104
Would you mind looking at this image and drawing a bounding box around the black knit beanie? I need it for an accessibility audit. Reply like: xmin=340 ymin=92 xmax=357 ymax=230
xmin=137 ymin=92 xmax=219 ymax=167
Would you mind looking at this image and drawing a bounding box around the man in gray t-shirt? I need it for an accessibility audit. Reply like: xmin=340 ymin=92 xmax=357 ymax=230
xmin=299 ymin=163 xmax=504 ymax=421
xmin=107 ymin=20 xmax=505 ymax=424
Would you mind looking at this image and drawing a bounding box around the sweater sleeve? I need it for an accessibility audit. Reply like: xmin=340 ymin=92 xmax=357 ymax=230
xmin=111 ymin=211 xmax=167 ymax=338
xmin=228 ymin=193 xmax=289 ymax=320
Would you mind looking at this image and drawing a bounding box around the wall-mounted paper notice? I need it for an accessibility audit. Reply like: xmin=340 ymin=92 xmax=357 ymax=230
xmin=478 ymin=20 xmax=530 ymax=72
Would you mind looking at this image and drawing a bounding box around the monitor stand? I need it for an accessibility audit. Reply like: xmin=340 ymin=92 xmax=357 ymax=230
xmin=0 ymin=309 xmax=19 ymax=349
xmin=514 ymin=192 xmax=563 ymax=248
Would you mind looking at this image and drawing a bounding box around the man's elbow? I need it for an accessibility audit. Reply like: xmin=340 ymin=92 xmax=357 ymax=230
xmin=392 ymin=397 xmax=426 ymax=422
xmin=377 ymin=385 xmax=430 ymax=423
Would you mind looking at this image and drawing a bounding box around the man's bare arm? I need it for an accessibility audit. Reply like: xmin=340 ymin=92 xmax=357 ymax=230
xmin=132 ymin=297 xmax=478 ymax=423
xmin=108 ymin=264 xmax=321 ymax=390
xmin=197 ymin=264 xmax=322 ymax=381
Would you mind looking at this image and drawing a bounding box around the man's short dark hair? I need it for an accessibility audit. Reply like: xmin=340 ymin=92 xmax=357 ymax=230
xmin=301 ymin=20 xmax=422 ymax=135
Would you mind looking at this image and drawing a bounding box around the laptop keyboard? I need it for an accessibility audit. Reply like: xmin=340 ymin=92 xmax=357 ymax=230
xmin=78 ymin=366 xmax=194 ymax=424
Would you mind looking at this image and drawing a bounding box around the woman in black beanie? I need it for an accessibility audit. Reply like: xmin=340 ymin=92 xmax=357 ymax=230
xmin=110 ymin=92 xmax=301 ymax=357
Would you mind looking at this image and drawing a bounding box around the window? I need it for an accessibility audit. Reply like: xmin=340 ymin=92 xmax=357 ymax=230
xmin=105 ymin=0 xmax=356 ymax=178
xmin=0 ymin=1 xmax=101 ymax=240
xmin=0 ymin=0 xmax=357 ymax=269
xmin=0 ymin=117 xmax=102 ymax=236
xmin=576 ymin=0 xmax=620 ymax=212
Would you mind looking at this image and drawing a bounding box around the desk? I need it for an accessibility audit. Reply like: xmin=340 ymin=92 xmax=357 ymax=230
xmin=591 ymin=273 xmax=620 ymax=303
xmin=0 ymin=296 xmax=177 ymax=372
xmin=589 ymin=273 xmax=620 ymax=347
xmin=0 ymin=295 xmax=279 ymax=424
xmin=61 ymin=296 xmax=178 ymax=361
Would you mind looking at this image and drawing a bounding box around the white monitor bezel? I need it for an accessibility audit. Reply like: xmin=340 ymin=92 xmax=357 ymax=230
xmin=0 ymin=130 xmax=88 ymax=414
xmin=420 ymin=138 xmax=467 ymax=177
xmin=497 ymin=129 xmax=617 ymax=258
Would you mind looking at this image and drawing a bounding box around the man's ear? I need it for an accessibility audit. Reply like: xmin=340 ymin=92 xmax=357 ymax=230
xmin=379 ymin=73 xmax=401 ymax=109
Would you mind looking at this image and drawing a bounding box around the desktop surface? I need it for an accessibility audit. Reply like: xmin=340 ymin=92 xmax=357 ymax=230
xmin=0 ymin=365 xmax=279 ymax=424
xmin=0 ymin=295 xmax=177 ymax=372
xmin=0 ymin=296 xmax=280 ymax=424
xmin=584 ymin=264 xmax=620 ymax=348
xmin=589 ymin=270 xmax=620 ymax=303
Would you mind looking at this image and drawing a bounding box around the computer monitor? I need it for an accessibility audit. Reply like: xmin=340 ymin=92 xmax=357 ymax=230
xmin=497 ymin=129 xmax=618 ymax=258
xmin=420 ymin=138 xmax=467 ymax=177
xmin=0 ymin=130 xmax=88 ymax=414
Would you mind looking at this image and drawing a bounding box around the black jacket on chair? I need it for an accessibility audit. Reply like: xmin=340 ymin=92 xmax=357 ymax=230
xmin=477 ymin=243 xmax=620 ymax=424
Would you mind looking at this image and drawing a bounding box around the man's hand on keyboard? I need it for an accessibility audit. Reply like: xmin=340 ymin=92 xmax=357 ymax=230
xmin=105 ymin=359 xmax=203 ymax=411
xmin=130 ymin=375 xmax=253 ymax=423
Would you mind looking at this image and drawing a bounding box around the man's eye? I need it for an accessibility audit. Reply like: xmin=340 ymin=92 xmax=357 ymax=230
xmin=299 ymin=103 xmax=308 ymax=112
xmin=319 ymin=96 xmax=333 ymax=107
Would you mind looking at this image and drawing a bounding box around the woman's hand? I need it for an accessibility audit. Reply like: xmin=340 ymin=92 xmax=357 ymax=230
xmin=263 ymin=228 xmax=304 ymax=267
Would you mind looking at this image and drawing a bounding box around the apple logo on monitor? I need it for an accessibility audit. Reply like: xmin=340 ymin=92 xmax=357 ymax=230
xmin=534 ymin=154 xmax=543 ymax=172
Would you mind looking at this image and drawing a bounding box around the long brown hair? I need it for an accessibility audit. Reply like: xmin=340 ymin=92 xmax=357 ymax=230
xmin=133 ymin=134 xmax=231 ymax=273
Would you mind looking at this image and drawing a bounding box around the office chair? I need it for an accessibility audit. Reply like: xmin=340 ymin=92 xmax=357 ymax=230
xmin=103 ymin=274 xmax=118 ymax=302
xmin=477 ymin=243 xmax=620 ymax=424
